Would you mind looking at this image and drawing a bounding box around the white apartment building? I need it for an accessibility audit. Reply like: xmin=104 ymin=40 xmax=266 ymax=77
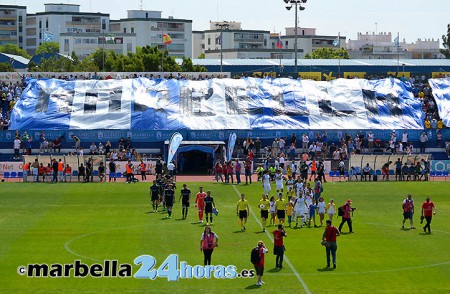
xmin=347 ymin=32 xmax=442 ymax=59
xmin=0 ymin=5 xmax=26 ymax=48
xmin=110 ymin=10 xmax=193 ymax=58
xmin=194 ymin=22 xmax=344 ymax=60
xmin=25 ymin=3 xmax=109 ymax=55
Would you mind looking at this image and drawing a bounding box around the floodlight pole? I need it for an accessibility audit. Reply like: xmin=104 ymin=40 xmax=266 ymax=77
xmin=216 ymin=23 xmax=230 ymax=73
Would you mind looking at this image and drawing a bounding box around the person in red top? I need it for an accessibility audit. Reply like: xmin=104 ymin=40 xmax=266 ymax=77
xmin=253 ymin=241 xmax=268 ymax=286
xmin=338 ymin=199 xmax=354 ymax=233
xmin=64 ymin=164 xmax=72 ymax=182
xmin=322 ymin=219 xmax=340 ymax=269
xmin=402 ymin=194 xmax=415 ymax=229
xmin=200 ymin=226 xmax=219 ymax=266
xmin=244 ymin=157 xmax=252 ymax=185
xmin=421 ymin=197 xmax=436 ymax=234
xmin=273 ymin=224 xmax=287 ymax=269
xmin=195 ymin=187 xmax=207 ymax=223
xmin=23 ymin=162 xmax=30 ymax=182
xmin=227 ymin=162 xmax=234 ymax=184
xmin=214 ymin=161 xmax=223 ymax=183
xmin=222 ymin=162 xmax=229 ymax=183
xmin=139 ymin=160 xmax=147 ymax=182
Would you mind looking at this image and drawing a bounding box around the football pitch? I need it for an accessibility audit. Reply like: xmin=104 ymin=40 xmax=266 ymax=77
xmin=1 ymin=180 xmax=449 ymax=293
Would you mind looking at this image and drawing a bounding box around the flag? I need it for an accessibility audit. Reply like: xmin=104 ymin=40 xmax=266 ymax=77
xmin=394 ymin=35 xmax=399 ymax=47
xmin=333 ymin=36 xmax=339 ymax=46
xmin=276 ymin=35 xmax=283 ymax=49
xmin=216 ymin=35 xmax=221 ymax=45
xmin=227 ymin=132 xmax=237 ymax=161
xmin=167 ymin=132 xmax=183 ymax=164
xmin=43 ymin=31 xmax=53 ymax=42
xmin=163 ymin=34 xmax=172 ymax=45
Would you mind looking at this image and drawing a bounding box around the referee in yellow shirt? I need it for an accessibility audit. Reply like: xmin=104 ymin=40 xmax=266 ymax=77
xmin=237 ymin=193 xmax=250 ymax=231
xmin=258 ymin=194 xmax=270 ymax=232
xmin=275 ymin=193 xmax=287 ymax=225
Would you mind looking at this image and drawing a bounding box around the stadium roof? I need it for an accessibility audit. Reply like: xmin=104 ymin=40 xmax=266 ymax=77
xmin=181 ymin=58 xmax=450 ymax=67
xmin=0 ymin=53 xmax=30 ymax=69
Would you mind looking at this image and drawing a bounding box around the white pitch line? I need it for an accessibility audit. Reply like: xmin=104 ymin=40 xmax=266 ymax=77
xmin=232 ymin=185 xmax=312 ymax=294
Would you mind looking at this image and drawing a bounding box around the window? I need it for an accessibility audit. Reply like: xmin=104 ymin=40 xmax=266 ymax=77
xmin=46 ymin=18 xmax=48 ymax=29
xmin=64 ymin=39 xmax=69 ymax=44
xmin=208 ymin=38 xmax=211 ymax=45
xmin=123 ymin=28 xmax=126 ymax=33
xmin=131 ymin=27 xmax=134 ymax=33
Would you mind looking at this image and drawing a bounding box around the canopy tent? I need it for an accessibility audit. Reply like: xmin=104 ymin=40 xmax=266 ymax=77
xmin=163 ymin=140 xmax=225 ymax=163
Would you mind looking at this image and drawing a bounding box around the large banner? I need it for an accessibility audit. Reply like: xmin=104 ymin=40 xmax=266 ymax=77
xmin=10 ymin=77 xmax=425 ymax=131
xmin=429 ymin=78 xmax=450 ymax=127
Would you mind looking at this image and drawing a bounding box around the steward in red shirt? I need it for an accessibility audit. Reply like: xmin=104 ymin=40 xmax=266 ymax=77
xmin=421 ymin=197 xmax=436 ymax=234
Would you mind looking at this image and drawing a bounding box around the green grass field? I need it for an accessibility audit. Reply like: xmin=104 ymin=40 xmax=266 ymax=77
xmin=1 ymin=180 xmax=449 ymax=293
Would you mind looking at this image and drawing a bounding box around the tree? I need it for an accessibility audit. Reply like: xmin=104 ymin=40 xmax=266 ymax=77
xmin=0 ymin=62 xmax=13 ymax=72
xmin=0 ymin=44 xmax=30 ymax=59
xmin=304 ymin=47 xmax=350 ymax=59
xmin=35 ymin=42 xmax=59 ymax=55
xmin=38 ymin=56 xmax=75 ymax=72
xmin=441 ymin=24 xmax=450 ymax=58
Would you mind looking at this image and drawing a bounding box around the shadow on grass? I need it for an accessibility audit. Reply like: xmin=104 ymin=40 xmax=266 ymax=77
xmin=267 ymin=268 xmax=281 ymax=273
xmin=245 ymin=284 xmax=261 ymax=290
xmin=317 ymin=267 xmax=334 ymax=272
xmin=233 ymin=230 xmax=245 ymax=233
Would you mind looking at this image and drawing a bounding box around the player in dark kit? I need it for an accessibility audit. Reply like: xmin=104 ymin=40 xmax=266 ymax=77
xmin=203 ymin=191 xmax=216 ymax=225
xmin=179 ymin=184 xmax=191 ymax=219
xmin=150 ymin=180 xmax=160 ymax=212
xmin=164 ymin=183 xmax=175 ymax=218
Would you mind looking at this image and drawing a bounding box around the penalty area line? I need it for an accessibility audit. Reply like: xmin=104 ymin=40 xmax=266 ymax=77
xmin=232 ymin=185 xmax=312 ymax=294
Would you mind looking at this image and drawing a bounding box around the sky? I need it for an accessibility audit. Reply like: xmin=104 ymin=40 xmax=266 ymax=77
xmin=13 ymin=0 xmax=450 ymax=46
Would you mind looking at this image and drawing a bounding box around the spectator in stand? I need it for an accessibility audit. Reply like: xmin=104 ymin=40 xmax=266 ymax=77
xmin=367 ymin=131 xmax=374 ymax=152
xmin=419 ymin=132 xmax=428 ymax=153
xmin=254 ymin=137 xmax=261 ymax=157
xmin=271 ymin=138 xmax=278 ymax=158
xmin=71 ymin=134 xmax=80 ymax=150
xmin=446 ymin=140 xmax=450 ymax=158
xmin=53 ymin=137 xmax=62 ymax=153
xmin=13 ymin=136 xmax=21 ymax=160
xmin=302 ymin=133 xmax=309 ymax=153
xmin=105 ymin=141 xmax=111 ymax=157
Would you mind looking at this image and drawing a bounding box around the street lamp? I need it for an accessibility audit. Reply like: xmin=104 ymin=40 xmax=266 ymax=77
xmin=283 ymin=0 xmax=307 ymax=75
xmin=215 ymin=22 xmax=230 ymax=73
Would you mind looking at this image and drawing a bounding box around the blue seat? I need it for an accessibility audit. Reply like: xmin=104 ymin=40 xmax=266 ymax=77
xmin=376 ymin=170 xmax=382 ymax=176
xmin=443 ymin=171 xmax=449 ymax=181
xmin=93 ymin=170 xmax=99 ymax=176
xmin=429 ymin=171 xmax=436 ymax=181
xmin=3 ymin=172 xmax=10 ymax=181
xmin=389 ymin=170 xmax=395 ymax=175
xmin=116 ymin=172 xmax=122 ymax=178
xmin=18 ymin=172 xmax=24 ymax=178
xmin=436 ymin=171 xmax=442 ymax=177
xmin=11 ymin=172 xmax=17 ymax=179
xmin=329 ymin=171 xmax=336 ymax=178
xmin=72 ymin=170 xmax=79 ymax=176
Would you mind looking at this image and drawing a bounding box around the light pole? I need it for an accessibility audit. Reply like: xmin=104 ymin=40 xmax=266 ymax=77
xmin=283 ymin=0 xmax=307 ymax=75
xmin=216 ymin=23 xmax=230 ymax=73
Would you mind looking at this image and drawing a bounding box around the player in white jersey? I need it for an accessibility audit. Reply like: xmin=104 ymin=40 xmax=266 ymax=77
xmin=295 ymin=176 xmax=304 ymax=197
xmin=274 ymin=169 xmax=284 ymax=193
xmin=285 ymin=176 xmax=295 ymax=192
xmin=262 ymin=170 xmax=271 ymax=195
xmin=293 ymin=195 xmax=307 ymax=227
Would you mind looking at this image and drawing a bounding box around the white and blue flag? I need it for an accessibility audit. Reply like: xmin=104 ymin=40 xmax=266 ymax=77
xmin=167 ymin=132 xmax=183 ymax=164
xmin=227 ymin=132 xmax=237 ymax=161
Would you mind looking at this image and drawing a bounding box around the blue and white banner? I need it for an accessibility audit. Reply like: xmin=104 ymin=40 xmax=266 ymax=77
xmin=167 ymin=132 xmax=183 ymax=164
xmin=10 ymin=77 xmax=425 ymax=130
xmin=227 ymin=132 xmax=237 ymax=161
xmin=429 ymin=78 xmax=450 ymax=127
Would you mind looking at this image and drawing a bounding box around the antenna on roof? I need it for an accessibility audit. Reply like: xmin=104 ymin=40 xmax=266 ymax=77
xmin=140 ymin=0 xmax=143 ymax=10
